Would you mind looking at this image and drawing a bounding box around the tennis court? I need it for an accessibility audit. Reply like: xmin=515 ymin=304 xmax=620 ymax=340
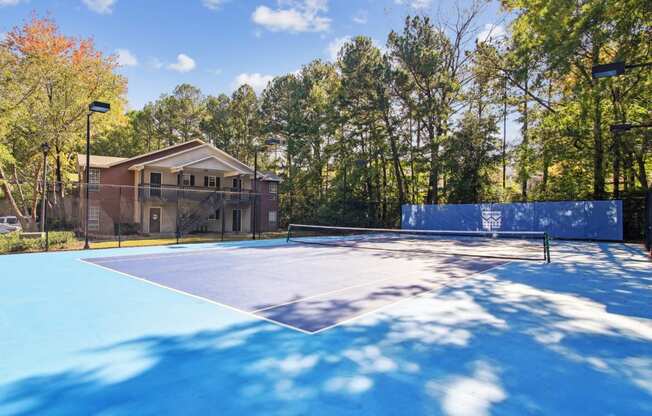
xmin=1 ymin=227 xmax=651 ymax=415
xmin=81 ymin=225 xmax=549 ymax=334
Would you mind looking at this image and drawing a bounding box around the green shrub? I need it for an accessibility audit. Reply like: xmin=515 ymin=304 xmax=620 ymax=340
xmin=0 ymin=232 xmax=33 ymax=253
xmin=0 ymin=231 xmax=76 ymax=253
xmin=46 ymin=231 xmax=75 ymax=248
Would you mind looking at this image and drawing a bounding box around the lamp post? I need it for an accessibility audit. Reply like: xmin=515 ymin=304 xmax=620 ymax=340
xmin=84 ymin=101 xmax=110 ymax=249
xmin=40 ymin=142 xmax=50 ymax=237
xmin=252 ymin=137 xmax=282 ymax=240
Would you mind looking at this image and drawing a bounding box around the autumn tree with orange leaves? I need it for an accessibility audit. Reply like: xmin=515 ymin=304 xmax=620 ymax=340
xmin=0 ymin=16 xmax=127 ymax=228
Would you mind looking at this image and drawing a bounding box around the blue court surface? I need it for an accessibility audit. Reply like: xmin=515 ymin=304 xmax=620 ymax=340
xmin=1 ymin=238 xmax=652 ymax=415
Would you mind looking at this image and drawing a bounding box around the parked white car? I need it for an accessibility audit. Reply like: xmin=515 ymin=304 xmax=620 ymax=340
xmin=0 ymin=216 xmax=22 ymax=234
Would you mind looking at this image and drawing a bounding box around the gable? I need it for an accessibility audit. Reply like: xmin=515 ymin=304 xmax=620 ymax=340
xmin=130 ymin=144 xmax=253 ymax=175
xmin=171 ymin=156 xmax=239 ymax=173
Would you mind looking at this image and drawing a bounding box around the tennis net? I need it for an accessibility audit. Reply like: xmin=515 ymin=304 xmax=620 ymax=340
xmin=287 ymin=224 xmax=551 ymax=262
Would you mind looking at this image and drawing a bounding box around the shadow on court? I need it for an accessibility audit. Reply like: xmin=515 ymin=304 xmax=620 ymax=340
xmin=2 ymin=244 xmax=651 ymax=415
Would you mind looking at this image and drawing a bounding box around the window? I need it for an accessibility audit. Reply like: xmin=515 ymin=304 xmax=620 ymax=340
xmin=181 ymin=174 xmax=194 ymax=187
xmin=268 ymin=210 xmax=277 ymax=224
xmin=268 ymin=182 xmax=278 ymax=200
xmin=232 ymin=178 xmax=240 ymax=189
xmin=204 ymin=176 xmax=221 ymax=188
xmin=88 ymin=207 xmax=100 ymax=231
xmin=150 ymin=172 xmax=161 ymax=197
xmin=89 ymin=168 xmax=101 ymax=191
xmin=208 ymin=208 xmax=220 ymax=221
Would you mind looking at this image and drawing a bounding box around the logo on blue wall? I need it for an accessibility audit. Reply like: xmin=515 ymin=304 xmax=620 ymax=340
xmin=481 ymin=209 xmax=502 ymax=231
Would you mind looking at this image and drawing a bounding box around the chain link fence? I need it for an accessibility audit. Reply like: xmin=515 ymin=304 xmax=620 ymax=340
xmin=0 ymin=182 xmax=282 ymax=253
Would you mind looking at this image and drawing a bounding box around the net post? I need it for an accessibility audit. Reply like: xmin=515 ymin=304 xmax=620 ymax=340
xmin=544 ymin=232 xmax=551 ymax=263
xmin=286 ymin=224 xmax=292 ymax=243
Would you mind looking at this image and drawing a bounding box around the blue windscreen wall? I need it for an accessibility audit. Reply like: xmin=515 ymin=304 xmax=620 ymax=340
xmin=402 ymin=200 xmax=623 ymax=241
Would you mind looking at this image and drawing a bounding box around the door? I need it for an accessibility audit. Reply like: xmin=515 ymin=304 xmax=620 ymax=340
xmin=149 ymin=208 xmax=161 ymax=233
xmin=232 ymin=209 xmax=241 ymax=232
xmin=150 ymin=172 xmax=161 ymax=197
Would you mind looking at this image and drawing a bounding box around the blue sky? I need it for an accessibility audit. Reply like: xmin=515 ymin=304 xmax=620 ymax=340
xmin=0 ymin=0 xmax=508 ymax=111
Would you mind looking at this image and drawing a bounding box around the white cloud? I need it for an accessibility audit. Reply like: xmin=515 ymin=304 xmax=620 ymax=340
xmin=252 ymin=0 xmax=331 ymax=33
xmin=326 ymin=36 xmax=351 ymax=62
xmin=0 ymin=0 xmax=25 ymax=7
xmin=82 ymin=0 xmax=116 ymax=14
xmin=477 ymin=24 xmax=506 ymax=44
xmin=202 ymin=0 xmax=229 ymax=10
xmin=232 ymin=73 xmax=274 ymax=93
xmin=352 ymin=10 xmax=368 ymax=24
xmin=168 ymin=54 xmax=196 ymax=73
xmin=115 ymin=49 xmax=138 ymax=67
xmin=394 ymin=0 xmax=432 ymax=9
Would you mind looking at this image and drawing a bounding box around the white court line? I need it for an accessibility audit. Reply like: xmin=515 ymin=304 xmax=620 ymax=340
xmin=77 ymin=258 xmax=313 ymax=335
xmin=84 ymin=246 xmax=240 ymax=264
xmin=84 ymin=240 xmax=328 ymax=265
xmin=79 ymin=255 xmax=535 ymax=335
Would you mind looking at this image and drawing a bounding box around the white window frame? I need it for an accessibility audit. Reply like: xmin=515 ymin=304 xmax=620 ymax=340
xmin=88 ymin=206 xmax=100 ymax=231
xmin=268 ymin=210 xmax=277 ymax=224
xmin=89 ymin=168 xmax=101 ymax=191
xmin=207 ymin=175 xmax=217 ymax=188
xmin=182 ymin=174 xmax=192 ymax=187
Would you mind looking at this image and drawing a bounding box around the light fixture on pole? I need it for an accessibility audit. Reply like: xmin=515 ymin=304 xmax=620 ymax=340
xmin=84 ymin=101 xmax=110 ymax=249
xmin=610 ymin=123 xmax=652 ymax=133
xmin=252 ymin=137 xmax=282 ymax=240
xmin=40 ymin=142 xmax=50 ymax=237
xmin=592 ymin=61 xmax=652 ymax=79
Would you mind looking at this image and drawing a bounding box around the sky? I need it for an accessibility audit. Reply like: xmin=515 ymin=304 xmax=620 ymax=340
xmin=0 ymin=0 xmax=510 ymax=109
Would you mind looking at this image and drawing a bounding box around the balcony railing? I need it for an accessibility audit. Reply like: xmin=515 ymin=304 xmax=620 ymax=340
xmin=137 ymin=184 xmax=255 ymax=203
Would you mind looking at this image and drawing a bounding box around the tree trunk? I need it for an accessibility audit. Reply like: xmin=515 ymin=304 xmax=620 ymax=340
xmin=635 ymin=153 xmax=648 ymax=190
xmin=613 ymin=133 xmax=620 ymax=199
xmin=383 ymin=111 xmax=405 ymax=207
xmin=0 ymin=165 xmax=29 ymax=225
xmin=592 ymin=90 xmax=605 ymax=199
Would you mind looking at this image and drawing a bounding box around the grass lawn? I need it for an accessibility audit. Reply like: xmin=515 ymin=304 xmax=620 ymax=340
xmin=0 ymin=231 xmax=288 ymax=253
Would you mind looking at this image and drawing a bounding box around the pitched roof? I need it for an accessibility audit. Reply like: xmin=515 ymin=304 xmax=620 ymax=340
xmin=260 ymin=171 xmax=282 ymax=182
xmin=77 ymin=139 xmax=205 ymax=169
xmin=102 ymin=139 xmax=205 ymax=168
xmin=77 ymin=154 xmax=128 ymax=168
